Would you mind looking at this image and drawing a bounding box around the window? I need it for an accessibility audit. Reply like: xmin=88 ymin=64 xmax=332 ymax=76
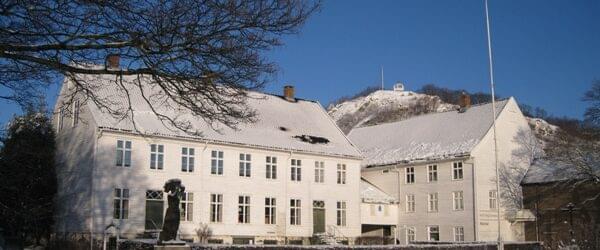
xmin=453 ymin=162 xmax=463 ymax=180
xmin=336 ymin=201 xmax=347 ymax=226
xmin=180 ymin=192 xmax=193 ymax=221
xmin=406 ymin=227 xmax=416 ymax=244
xmin=427 ymin=226 xmax=440 ymax=241
xmin=181 ymin=147 xmax=194 ymax=172
xmin=266 ymin=156 xmax=277 ymax=179
xmin=72 ymin=100 xmax=80 ymax=126
xmin=116 ymin=140 xmax=132 ymax=167
xmin=428 ymin=193 xmax=438 ymax=212
xmin=239 ymin=153 xmax=251 ymax=177
xmin=428 ymin=165 xmax=438 ymax=182
xmin=337 ymin=164 xmax=347 ymax=184
xmin=405 ymin=167 xmax=415 ymax=184
xmin=238 ymin=195 xmax=250 ymax=223
xmin=265 ymin=197 xmax=276 ymax=224
xmin=145 ymin=190 xmax=164 ymax=230
xmin=150 ymin=144 xmax=164 ymax=170
xmin=291 ymin=159 xmax=301 ymax=181
xmin=453 ymin=191 xmax=464 ymax=211
xmin=406 ymin=194 xmax=415 ymax=213
xmin=290 ymin=199 xmax=301 ymax=225
xmin=454 ymin=226 xmax=465 ymax=241
xmin=210 ymin=194 xmax=223 ymax=223
xmin=113 ymin=188 xmax=129 ymax=219
xmin=314 ymin=161 xmax=324 ymax=183
xmin=211 ymin=150 xmax=224 ymax=175
xmin=489 ymin=190 xmax=497 ymax=209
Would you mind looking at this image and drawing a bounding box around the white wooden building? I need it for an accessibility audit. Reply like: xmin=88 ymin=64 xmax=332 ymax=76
xmin=349 ymin=97 xmax=532 ymax=244
xmin=52 ymin=72 xmax=363 ymax=244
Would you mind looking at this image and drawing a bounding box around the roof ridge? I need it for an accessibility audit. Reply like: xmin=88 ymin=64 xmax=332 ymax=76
xmin=353 ymin=98 xmax=510 ymax=131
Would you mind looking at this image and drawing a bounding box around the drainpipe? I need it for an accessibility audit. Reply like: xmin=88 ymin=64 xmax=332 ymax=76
xmin=464 ymin=158 xmax=478 ymax=241
xmin=90 ymin=129 xmax=103 ymax=249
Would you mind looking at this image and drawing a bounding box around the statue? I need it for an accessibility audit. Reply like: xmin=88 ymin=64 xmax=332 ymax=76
xmin=159 ymin=179 xmax=185 ymax=245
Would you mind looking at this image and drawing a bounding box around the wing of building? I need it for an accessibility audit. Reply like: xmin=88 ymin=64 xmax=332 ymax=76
xmin=349 ymin=97 xmax=533 ymax=244
xmin=53 ymin=71 xmax=362 ymax=245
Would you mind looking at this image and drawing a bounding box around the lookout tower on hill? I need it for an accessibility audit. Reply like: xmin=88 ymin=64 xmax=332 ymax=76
xmin=393 ymin=82 xmax=405 ymax=92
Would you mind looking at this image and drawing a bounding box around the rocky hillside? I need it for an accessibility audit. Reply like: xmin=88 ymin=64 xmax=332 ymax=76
xmin=327 ymin=89 xmax=458 ymax=134
xmin=327 ymin=88 xmax=559 ymax=138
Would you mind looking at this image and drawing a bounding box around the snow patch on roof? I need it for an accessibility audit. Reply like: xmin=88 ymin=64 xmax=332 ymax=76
xmin=521 ymin=159 xmax=589 ymax=185
xmin=360 ymin=179 xmax=397 ymax=203
xmin=349 ymin=99 xmax=509 ymax=167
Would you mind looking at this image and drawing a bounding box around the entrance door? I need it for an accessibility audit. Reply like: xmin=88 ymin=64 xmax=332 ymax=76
xmin=145 ymin=190 xmax=164 ymax=230
xmin=313 ymin=200 xmax=325 ymax=234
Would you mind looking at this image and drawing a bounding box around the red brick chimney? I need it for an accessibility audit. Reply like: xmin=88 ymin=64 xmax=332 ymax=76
xmin=106 ymin=54 xmax=120 ymax=70
xmin=283 ymin=85 xmax=295 ymax=101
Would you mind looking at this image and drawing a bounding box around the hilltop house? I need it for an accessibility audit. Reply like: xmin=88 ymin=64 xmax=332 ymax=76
xmin=52 ymin=61 xmax=363 ymax=244
xmin=349 ymin=96 xmax=532 ymax=244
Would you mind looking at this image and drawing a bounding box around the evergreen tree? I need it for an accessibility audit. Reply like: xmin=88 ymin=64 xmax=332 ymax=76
xmin=0 ymin=106 xmax=56 ymax=246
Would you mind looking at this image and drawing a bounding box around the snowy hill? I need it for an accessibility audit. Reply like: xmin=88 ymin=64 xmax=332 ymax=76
xmin=327 ymin=89 xmax=458 ymax=133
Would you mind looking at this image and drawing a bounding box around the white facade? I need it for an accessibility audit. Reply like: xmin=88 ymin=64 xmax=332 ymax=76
xmin=351 ymin=98 xmax=532 ymax=244
xmin=53 ymin=75 xmax=363 ymax=245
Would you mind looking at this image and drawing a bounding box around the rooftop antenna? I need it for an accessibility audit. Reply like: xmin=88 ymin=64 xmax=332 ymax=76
xmin=484 ymin=0 xmax=503 ymax=249
xmin=380 ymin=65 xmax=384 ymax=90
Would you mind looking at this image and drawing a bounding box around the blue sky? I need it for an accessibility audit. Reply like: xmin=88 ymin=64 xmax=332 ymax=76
xmin=1 ymin=0 xmax=599 ymax=125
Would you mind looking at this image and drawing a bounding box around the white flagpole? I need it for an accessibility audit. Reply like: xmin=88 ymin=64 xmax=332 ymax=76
xmin=484 ymin=0 xmax=503 ymax=249
xmin=381 ymin=65 xmax=385 ymax=90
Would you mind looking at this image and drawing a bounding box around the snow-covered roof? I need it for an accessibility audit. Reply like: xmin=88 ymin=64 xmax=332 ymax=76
xmin=521 ymin=159 xmax=585 ymax=185
xmin=360 ymin=178 xmax=397 ymax=203
xmin=348 ymin=99 xmax=510 ymax=167
xmin=68 ymin=74 xmax=362 ymax=158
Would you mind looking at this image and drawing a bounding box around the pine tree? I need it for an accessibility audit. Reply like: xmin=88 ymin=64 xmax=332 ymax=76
xmin=0 ymin=106 xmax=56 ymax=247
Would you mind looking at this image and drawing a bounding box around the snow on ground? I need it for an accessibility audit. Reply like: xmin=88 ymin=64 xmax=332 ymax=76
xmin=328 ymin=90 xmax=456 ymax=122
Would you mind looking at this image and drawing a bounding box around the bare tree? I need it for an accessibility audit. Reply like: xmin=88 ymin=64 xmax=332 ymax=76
xmin=0 ymin=0 xmax=319 ymax=132
xmin=498 ymin=128 xmax=544 ymax=213
xmin=583 ymin=80 xmax=600 ymax=127
xmin=545 ymin=130 xmax=600 ymax=184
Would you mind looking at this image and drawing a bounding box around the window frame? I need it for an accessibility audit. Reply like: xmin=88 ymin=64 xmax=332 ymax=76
xmin=427 ymin=225 xmax=440 ymax=241
xmin=210 ymin=194 xmax=223 ymax=223
xmin=314 ymin=161 xmax=325 ymax=183
xmin=211 ymin=150 xmax=224 ymax=175
xmin=238 ymin=195 xmax=250 ymax=224
xmin=427 ymin=165 xmax=438 ymax=182
xmin=116 ymin=140 xmax=132 ymax=167
xmin=265 ymin=197 xmax=276 ymax=224
xmin=239 ymin=153 xmax=251 ymax=177
xmin=452 ymin=162 xmax=464 ymax=180
xmin=291 ymin=159 xmax=302 ymax=182
xmin=453 ymin=191 xmax=464 ymax=211
xmin=336 ymin=201 xmax=347 ymax=226
xmin=405 ymin=167 xmax=415 ymax=184
xmin=428 ymin=192 xmax=438 ymax=212
xmin=406 ymin=194 xmax=416 ymax=213
xmin=454 ymin=226 xmax=465 ymax=242
xmin=266 ymin=156 xmax=277 ymax=179
xmin=150 ymin=144 xmax=164 ymax=170
xmin=180 ymin=192 xmax=193 ymax=221
xmin=406 ymin=226 xmax=416 ymax=244
xmin=72 ymin=99 xmax=80 ymax=126
xmin=489 ymin=190 xmax=498 ymax=210
xmin=290 ymin=198 xmax=301 ymax=225
xmin=181 ymin=147 xmax=195 ymax=173
xmin=337 ymin=164 xmax=347 ymax=184
xmin=113 ymin=188 xmax=129 ymax=219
